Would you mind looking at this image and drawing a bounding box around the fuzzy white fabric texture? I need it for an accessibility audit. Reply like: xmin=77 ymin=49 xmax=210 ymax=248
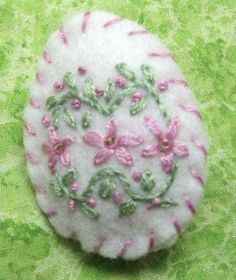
xmin=24 ymin=11 xmax=209 ymax=260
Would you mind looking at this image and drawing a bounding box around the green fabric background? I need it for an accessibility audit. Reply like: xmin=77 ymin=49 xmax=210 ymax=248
xmin=0 ymin=0 xmax=235 ymax=279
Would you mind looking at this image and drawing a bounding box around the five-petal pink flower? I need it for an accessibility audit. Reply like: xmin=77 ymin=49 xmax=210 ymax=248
xmin=142 ymin=116 xmax=189 ymax=173
xmin=83 ymin=118 xmax=143 ymax=166
xmin=42 ymin=126 xmax=74 ymax=174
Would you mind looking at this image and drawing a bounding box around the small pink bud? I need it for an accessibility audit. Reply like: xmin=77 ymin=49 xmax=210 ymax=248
xmin=71 ymin=99 xmax=81 ymax=110
xmin=96 ymin=87 xmax=104 ymax=97
xmin=131 ymin=92 xmax=143 ymax=103
xmin=53 ymin=82 xmax=64 ymax=93
xmin=112 ymin=191 xmax=122 ymax=204
xmin=158 ymin=81 xmax=168 ymax=92
xmin=115 ymin=77 xmax=126 ymax=88
xmin=78 ymin=66 xmax=86 ymax=76
xmin=68 ymin=199 xmax=77 ymax=210
xmin=86 ymin=198 xmax=96 ymax=208
xmin=71 ymin=182 xmax=80 ymax=192
xmin=132 ymin=170 xmax=142 ymax=182
xmin=147 ymin=198 xmax=162 ymax=210
xmin=42 ymin=116 xmax=50 ymax=128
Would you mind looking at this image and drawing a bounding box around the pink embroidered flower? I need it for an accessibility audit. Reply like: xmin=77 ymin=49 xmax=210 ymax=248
xmin=83 ymin=118 xmax=143 ymax=166
xmin=42 ymin=126 xmax=74 ymax=173
xmin=142 ymin=116 xmax=189 ymax=173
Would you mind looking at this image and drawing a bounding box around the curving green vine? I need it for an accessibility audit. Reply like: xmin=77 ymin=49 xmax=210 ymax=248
xmin=46 ymin=63 xmax=170 ymax=129
xmin=49 ymin=166 xmax=178 ymax=220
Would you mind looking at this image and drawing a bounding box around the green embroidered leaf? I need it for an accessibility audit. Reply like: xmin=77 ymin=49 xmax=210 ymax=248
xmin=140 ymin=170 xmax=155 ymax=192
xmin=64 ymin=72 xmax=77 ymax=89
xmin=160 ymin=198 xmax=178 ymax=207
xmin=62 ymin=169 xmax=76 ymax=186
xmin=81 ymin=111 xmax=92 ymax=129
xmin=115 ymin=63 xmax=136 ymax=81
xmin=46 ymin=96 xmax=58 ymax=110
xmin=52 ymin=108 xmax=60 ymax=129
xmin=80 ymin=202 xmax=99 ymax=219
xmin=99 ymin=179 xmax=115 ymax=199
xmin=104 ymin=79 xmax=115 ymax=103
xmin=49 ymin=180 xmax=63 ymax=197
xmin=119 ymin=200 xmax=137 ymax=216
xmin=130 ymin=96 xmax=148 ymax=115
xmin=141 ymin=64 xmax=156 ymax=84
xmin=83 ymin=78 xmax=97 ymax=102
xmin=62 ymin=108 xmax=76 ymax=128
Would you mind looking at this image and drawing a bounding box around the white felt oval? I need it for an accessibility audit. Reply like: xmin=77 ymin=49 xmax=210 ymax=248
xmin=24 ymin=11 xmax=208 ymax=260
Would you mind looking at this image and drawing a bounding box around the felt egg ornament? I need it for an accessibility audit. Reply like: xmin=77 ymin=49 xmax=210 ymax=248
xmin=24 ymin=11 xmax=208 ymax=260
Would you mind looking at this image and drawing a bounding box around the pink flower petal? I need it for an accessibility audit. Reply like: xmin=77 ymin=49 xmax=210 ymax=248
xmin=63 ymin=136 xmax=75 ymax=146
xmin=160 ymin=153 xmax=174 ymax=173
xmin=118 ymin=134 xmax=143 ymax=146
xmin=42 ymin=143 xmax=53 ymax=153
xmin=173 ymin=140 xmax=189 ymax=157
xmin=48 ymin=126 xmax=59 ymax=144
xmin=144 ymin=116 xmax=163 ymax=139
xmin=48 ymin=154 xmax=59 ymax=173
xmin=106 ymin=118 xmax=118 ymax=138
xmin=115 ymin=147 xmax=133 ymax=166
xmin=94 ymin=149 xmax=113 ymax=165
xmin=83 ymin=132 xmax=104 ymax=147
xmin=166 ymin=117 xmax=181 ymax=140
xmin=142 ymin=145 xmax=158 ymax=157
xmin=60 ymin=152 xmax=71 ymax=166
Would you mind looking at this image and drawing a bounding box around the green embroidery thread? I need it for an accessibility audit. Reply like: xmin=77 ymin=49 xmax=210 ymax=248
xmin=81 ymin=111 xmax=92 ymax=129
xmin=49 ymin=165 xmax=177 ymax=220
xmin=46 ymin=63 xmax=170 ymax=129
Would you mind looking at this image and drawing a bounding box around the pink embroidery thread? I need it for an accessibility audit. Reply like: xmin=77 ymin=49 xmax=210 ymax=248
xmin=103 ymin=17 xmax=123 ymax=28
xmin=43 ymin=51 xmax=52 ymax=64
xmin=142 ymin=116 xmax=189 ymax=173
xmin=25 ymin=123 xmax=37 ymax=136
xmin=112 ymin=191 xmax=122 ymax=204
xmin=30 ymin=99 xmax=41 ymax=109
xmin=131 ymin=92 xmax=143 ymax=103
xmin=158 ymin=79 xmax=188 ymax=92
xmin=115 ymin=77 xmax=126 ymax=88
xmin=173 ymin=218 xmax=182 ymax=234
xmin=53 ymin=82 xmax=65 ymax=93
xmin=59 ymin=27 xmax=68 ymax=44
xmin=42 ymin=116 xmax=50 ymax=128
xmin=26 ymin=152 xmax=40 ymax=164
xmin=132 ymin=170 xmax=142 ymax=182
xmin=83 ymin=118 xmax=143 ymax=166
xmin=128 ymin=30 xmax=148 ymax=36
xmin=183 ymin=196 xmax=196 ymax=214
xmin=149 ymin=52 xmax=173 ymax=59
xmin=192 ymin=139 xmax=208 ymax=157
xmin=96 ymin=87 xmax=104 ymax=97
xmin=71 ymin=182 xmax=80 ymax=192
xmin=147 ymin=197 xmax=162 ymax=210
xmin=68 ymin=199 xmax=77 ymax=211
xmin=78 ymin=66 xmax=87 ymax=76
xmin=82 ymin=11 xmax=91 ymax=33
xmin=190 ymin=168 xmax=204 ymax=186
xmin=148 ymin=232 xmax=155 ymax=251
xmin=86 ymin=198 xmax=96 ymax=208
xmin=118 ymin=239 xmax=132 ymax=257
xmin=42 ymin=126 xmax=74 ymax=174
xmin=71 ymin=99 xmax=81 ymax=110
xmin=179 ymin=104 xmax=202 ymax=120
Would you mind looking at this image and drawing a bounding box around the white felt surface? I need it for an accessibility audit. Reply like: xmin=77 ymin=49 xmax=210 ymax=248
xmin=24 ymin=11 xmax=209 ymax=260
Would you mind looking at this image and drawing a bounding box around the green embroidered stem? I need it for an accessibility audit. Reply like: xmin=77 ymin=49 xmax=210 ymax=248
xmin=104 ymin=79 xmax=115 ymax=103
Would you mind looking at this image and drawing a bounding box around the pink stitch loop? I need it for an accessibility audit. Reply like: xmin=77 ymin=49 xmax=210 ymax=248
xmin=30 ymin=98 xmax=41 ymax=109
xmin=42 ymin=116 xmax=51 ymax=128
xmin=179 ymin=104 xmax=202 ymax=120
xmin=43 ymin=51 xmax=52 ymax=64
xmin=148 ymin=232 xmax=155 ymax=251
xmin=128 ymin=30 xmax=148 ymax=36
xmin=192 ymin=139 xmax=208 ymax=157
xmin=112 ymin=191 xmax=122 ymax=204
xmin=86 ymin=198 xmax=96 ymax=208
xmin=53 ymin=82 xmax=64 ymax=93
xmin=132 ymin=170 xmax=142 ymax=182
xmin=26 ymin=152 xmax=40 ymax=164
xmin=96 ymin=87 xmax=104 ymax=97
xmin=59 ymin=27 xmax=68 ymax=44
xmin=103 ymin=17 xmax=123 ymax=28
xmin=82 ymin=11 xmax=91 ymax=33
xmin=183 ymin=196 xmax=196 ymax=214
xmin=95 ymin=239 xmax=106 ymax=252
xmin=25 ymin=123 xmax=37 ymax=136
xmin=118 ymin=239 xmax=133 ymax=257
xmin=190 ymin=168 xmax=204 ymax=186
xmin=149 ymin=52 xmax=173 ymax=59
xmin=78 ymin=66 xmax=87 ymax=76
xmin=173 ymin=218 xmax=182 ymax=234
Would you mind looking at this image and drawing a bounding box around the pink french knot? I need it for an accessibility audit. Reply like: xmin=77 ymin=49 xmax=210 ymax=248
xmin=118 ymin=239 xmax=133 ymax=257
xmin=82 ymin=11 xmax=91 ymax=33
xmin=147 ymin=197 xmax=162 ymax=210
xmin=42 ymin=126 xmax=74 ymax=174
xmin=78 ymin=66 xmax=87 ymax=76
xmin=131 ymin=92 xmax=143 ymax=103
xmin=26 ymin=151 xmax=40 ymax=164
xmin=179 ymin=104 xmax=202 ymax=120
xmin=115 ymin=77 xmax=126 ymax=88
xmin=148 ymin=232 xmax=156 ymax=251
xmin=192 ymin=139 xmax=208 ymax=157
xmin=25 ymin=123 xmax=37 ymax=136
xmin=86 ymin=198 xmax=96 ymax=208
xmin=95 ymin=238 xmax=106 ymax=252
xmin=103 ymin=17 xmax=123 ymax=28
xmin=112 ymin=191 xmax=122 ymax=204
xmin=43 ymin=51 xmax=52 ymax=64
xmin=190 ymin=168 xmax=204 ymax=186
xmin=149 ymin=51 xmax=173 ymax=59
xmin=82 ymin=118 xmax=143 ymax=166
xmin=42 ymin=115 xmax=51 ymax=128
xmin=71 ymin=182 xmax=80 ymax=192
xmin=59 ymin=27 xmax=68 ymax=44
xmin=68 ymin=199 xmax=77 ymax=211
xmin=158 ymin=79 xmax=188 ymax=92
xmin=96 ymin=87 xmax=104 ymax=97
xmin=128 ymin=30 xmax=148 ymax=36
xmin=132 ymin=170 xmax=142 ymax=182
xmin=71 ymin=99 xmax=81 ymax=110
xmin=36 ymin=73 xmax=45 ymax=84
xmin=142 ymin=115 xmax=189 ymax=173
xmin=53 ymin=82 xmax=65 ymax=93
xmin=173 ymin=218 xmax=182 ymax=234
xmin=30 ymin=98 xmax=41 ymax=109
xmin=183 ymin=196 xmax=196 ymax=214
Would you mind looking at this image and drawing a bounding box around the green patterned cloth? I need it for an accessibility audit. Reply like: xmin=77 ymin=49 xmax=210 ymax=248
xmin=0 ymin=1 xmax=235 ymax=279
